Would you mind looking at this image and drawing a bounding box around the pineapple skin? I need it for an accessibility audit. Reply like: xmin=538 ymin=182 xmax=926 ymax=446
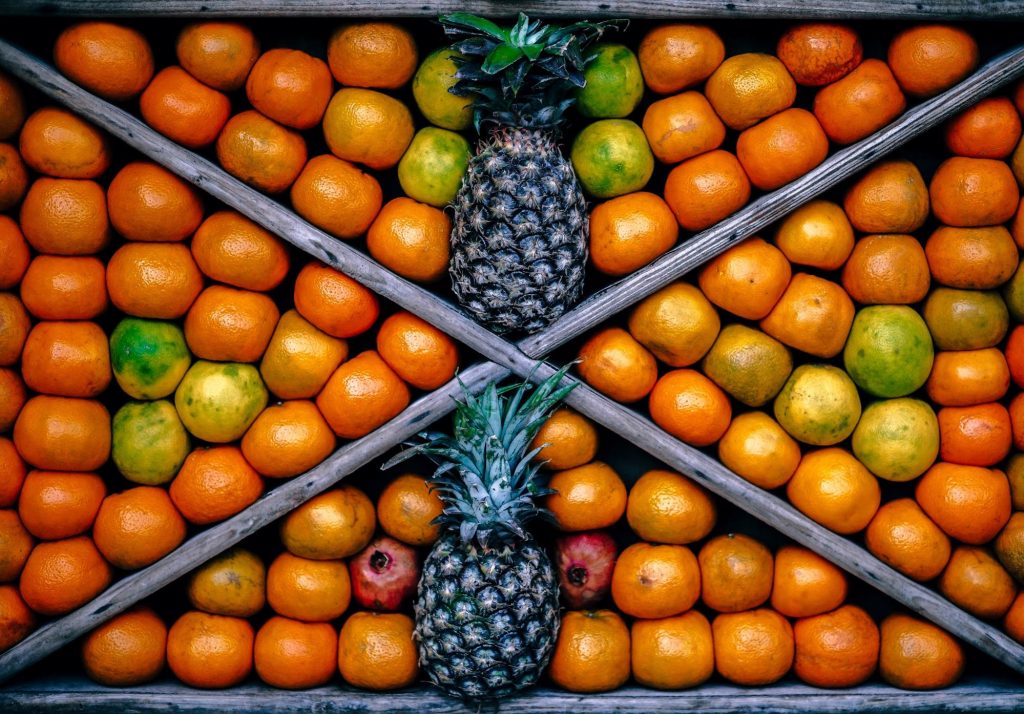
xmin=450 ymin=127 xmax=588 ymax=335
xmin=414 ymin=534 xmax=560 ymax=699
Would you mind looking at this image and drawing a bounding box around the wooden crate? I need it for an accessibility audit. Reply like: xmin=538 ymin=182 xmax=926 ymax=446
xmin=2 ymin=2 xmax=1024 ymax=710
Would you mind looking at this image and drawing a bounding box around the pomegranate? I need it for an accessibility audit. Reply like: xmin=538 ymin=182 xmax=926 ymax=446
xmin=349 ymin=536 xmax=420 ymax=611
xmin=555 ymin=530 xmax=618 ymax=608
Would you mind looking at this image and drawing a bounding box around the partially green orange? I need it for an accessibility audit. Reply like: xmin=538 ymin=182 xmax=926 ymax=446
xmin=701 ymin=324 xmax=792 ymax=407
xmin=112 ymin=399 xmax=191 ymax=485
xmin=571 ymin=119 xmax=654 ymax=198
xmin=923 ymin=288 xmax=1008 ymax=351
xmin=576 ymin=43 xmax=644 ymax=119
xmin=109 ymin=318 xmax=191 ymax=400
xmin=174 ymin=360 xmax=268 ymax=443
xmin=412 ymin=48 xmax=472 ymax=131
xmin=397 ymin=127 xmax=470 ymax=207
xmin=851 ymin=398 xmax=939 ymax=482
xmin=774 ymin=364 xmax=861 ymax=446
xmin=843 ymin=305 xmax=934 ymax=398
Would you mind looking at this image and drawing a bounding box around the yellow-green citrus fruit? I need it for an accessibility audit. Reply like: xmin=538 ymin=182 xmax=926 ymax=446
xmin=571 ymin=119 xmax=654 ymax=198
xmin=852 ymin=398 xmax=939 ymax=482
xmin=112 ymin=399 xmax=191 ymax=485
xmin=1002 ymin=263 xmax=1024 ymax=323
xmin=412 ymin=48 xmax=472 ymax=131
xmin=843 ymin=305 xmax=934 ymax=398
xmin=774 ymin=364 xmax=862 ymax=446
xmin=576 ymin=43 xmax=644 ymax=119
xmin=923 ymin=288 xmax=1009 ymax=351
xmin=109 ymin=318 xmax=191 ymax=400
xmin=397 ymin=126 xmax=471 ymax=207
xmin=174 ymin=360 xmax=268 ymax=443
xmin=701 ymin=324 xmax=793 ymax=407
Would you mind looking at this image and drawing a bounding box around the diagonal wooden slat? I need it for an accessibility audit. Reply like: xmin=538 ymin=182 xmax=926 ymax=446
xmin=3 ymin=36 xmax=1024 ymax=682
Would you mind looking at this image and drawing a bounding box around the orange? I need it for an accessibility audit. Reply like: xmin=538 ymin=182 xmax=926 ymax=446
xmin=771 ymin=545 xmax=847 ymax=618
xmin=793 ymin=605 xmax=879 ymax=688
xmin=843 ymin=160 xmax=929 ymax=234
xmin=169 ymin=446 xmax=264 ymax=525
xmin=166 ymin=611 xmax=254 ymax=689
xmin=945 ymin=97 xmax=1022 ymax=159
xmin=184 ymin=285 xmax=279 ymax=363
xmin=1005 ymin=327 xmax=1024 ymax=388
xmin=241 ymin=400 xmax=335 ymax=478
xmin=93 ymin=486 xmax=187 ymax=570
xmin=630 ymin=611 xmax=713 ymax=690
xmin=929 ymin=157 xmax=1019 ymax=227
xmin=926 ymin=348 xmax=1010 ymax=407
xmin=705 ymin=53 xmax=796 ymax=131
xmin=0 ymin=510 xmax=32 ymax=582
xmin=642 ymin=91 xmax=725 ymax=165
xmin=14 ymin=396 xmax=110 ymax=472
xmin=813 ymin=59 xmax=906 ymax=145
xmin=0 ymin=217 xmax=29 ymax=289
xmin=865 ymin=498 xmax=951 ymax=582
xmin=54 ymin=22 xmax=154 ymax=101
xmin=879 ymin=613 xmax=965 ymax=689
xmin=81 ymin=607 xmax=167 ymax=686
xmin=637 ymin=24 xmax=724 ymax=95
xmin=760 ymin=273 xmax=854 ymax=358
xmin=21 ymin=321 xmax=111 ymax=398
xmin=188 ymin=548 xmax=265 ymax=617
xmin=939 ymin=546 xmax=1017 ymax=619
xmin=776 ymin=23 xmax=862 ymax=86
xmin=1012 ymin=394 xmax=1024 ymax=450
xmin=337 ymin=611 xmax=418 ymax=690
xmin=939 ymin=402 xmax=1011 ymax=467
xmin=546 ymin=461 xmax=627 ymax=532
xmin=0 ymin=439 xmax=27 ymax=507
xmin=626 ymin=468 xmax=716 ymax=544
xmin=366 ymin=197 xmax=450 ymax=282
xmin=841 ymin=234 xmax=930 ymax=304
xmin=703 ymin=325 xmax=792 ymax=408
xmin=915 ymin=462 xmax=1010 ymax=544
xmin=260 ymin=309 xmax=348 ymax=400
xmin=648 ymin=369 xmax=732 ymax=447
xmin=773 ymin=200 xmax=855 ymax=271
xmin=140 ymin=66 xmax=231 ymax=148
xmin=0 ymin=584 xmax=34 ymax=652
xmin=662 ymin=149 xmax=751 ymax=231
xmin=712 ymin=609 xmax=794 ymax=686
xmin=216 ymin=110 xmax=307 ymax=194
xmin=627 ymin=282 xmax=719 ymax=368
xmin=530 ymin=408 xmax=599 ymax=472
xmin=577 ymin=327 xmax=658 ymax=403
xmin=18 ymin=535 xmax=111 ymax=615
xmin=255 ymin=616 xmax=337 ymax=690
xmin=18 ymin=106 xmax=110 ymax=179
xmin=107 ymin=162 xmax=204 ymax=243
xmin=290 ymin=155 xmax=383 ymax=240
xmin=888 ymin=24 xmax=979 ymax=97
xmin=106 ymin=242 xmax=204 ymax=319
xmin=1006 ymin=592 xmax=1024 ymax=643
xmin=19 ymin=177 xmax=109 ymax=255
xmin=926 ymin=225 xmax=1018 ymax=289
xmin=376 ymin=473 xmax=443 ymax=547
xmin=190 ymin=211 xmax=290 ymax=291
xmin=20 ymin=255 xmax=108 ymax=320
xmin=18 ymin=470 xmax=106 ymax=540
xmin=995 ymin=512 xmax=1024 ymax=583
xmin=0 ymin=143 xmax=28 ymax=212
xmin=176 ymin=22 xmax=260 ymax=92
xmin=246 ymin=49 xmax=332 ymax=130
xmin=266 ymin=552 xmax=351 ymax=622
xmin=718 ymin=411 xmax=801 ymax=490
xmin=327 ymin=23 xmax=418 ymax=89
xmin=698 ymin=533 xmax=773 ymax=613
xmin=0 ymin=370 xmax=25 ymax=435
xmin=316 ymin=351 xmax=410 ymax=439
xmin=0 ymin=294 xmax=29 ymax=367
xmin=279 ymin=485 xmax=375 ymax=560
xmin=322 ymin=88 xmax=414 ymax=170
xmin=787 ymin=448 xmax=881 ymax=534
xmin=376 ymin=311 xmax=458 ymax=390
xmin=589 ymin=192 xmax=679 ymax=276
xmin=611 ymin=542 xmax=700 ymax=619
xmin=0 ymin=70 xmax=25 ymax=140
xmin=736 ymin=108 xmax=829 ymax=190
xmin=698 ymin=237 xmax=791 ymax=321
xmin=549 ymin=610 xmax=631 ymax=693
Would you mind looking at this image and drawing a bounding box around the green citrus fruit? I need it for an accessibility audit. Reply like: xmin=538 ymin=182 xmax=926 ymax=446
xmin=851 ymin=398 xmax=939 ymax=482
xmin=774 ymin=364 xmax=862 ymax=446
xmin=1003 ymin=262 xmax=1024 ymax=323
xmin=570 ymin=119 xmax=654 ymax=198
xmin=843 ymin=305 xmax=934 ymax=398
xmin=112 ymin=399 xmax=191 ymax=485
xmin=923 ymin=287 xmax=1009 ymax=351
xmin=109 ymin=318 xmax=191 ymax=400
xmin=412 ymin=48 xmax=473 ymax=131
xmin=174 ymin=360 xmax=268 ymax=443
xmin=576 ymin=43 xmax=644 ymax=119
xmin=397 ymin=126 xmax=471 ymax=207
xmin=702 ymin=324 xmax=793 ymax=407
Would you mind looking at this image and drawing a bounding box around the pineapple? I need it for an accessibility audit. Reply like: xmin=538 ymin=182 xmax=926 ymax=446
xmin=442 ymin=13 xmax=622 ymax=334
xmin=386 ymin=366 xmax=576 ymax=699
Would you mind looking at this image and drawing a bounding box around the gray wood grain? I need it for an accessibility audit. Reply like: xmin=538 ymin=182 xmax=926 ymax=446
xmin=0 ymin=0 xmax=1023 ymax=19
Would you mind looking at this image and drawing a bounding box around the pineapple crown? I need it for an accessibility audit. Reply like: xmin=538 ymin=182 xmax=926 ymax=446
xmin=439 ymin=12 xmax=626 ymax=133
xmin=384 ymin=365 xmax=577 ymax=548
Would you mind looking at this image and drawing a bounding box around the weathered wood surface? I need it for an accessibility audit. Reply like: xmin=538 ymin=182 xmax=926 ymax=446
xmin=1 ymin=0 xmax=1023 ymax=18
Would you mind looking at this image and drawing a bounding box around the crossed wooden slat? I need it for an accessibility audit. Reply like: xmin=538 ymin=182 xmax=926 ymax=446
xmin=2 ymin=31 xmax=1024 ymax=685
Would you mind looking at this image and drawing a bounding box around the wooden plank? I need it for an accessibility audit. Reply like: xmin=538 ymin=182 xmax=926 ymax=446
xmin=1 ymin=0 xmax=1023 ymax=19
